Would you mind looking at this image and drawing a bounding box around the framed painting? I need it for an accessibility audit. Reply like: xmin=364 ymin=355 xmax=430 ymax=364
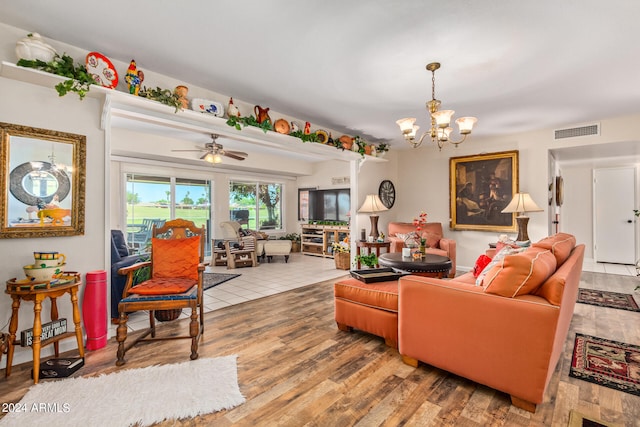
xmin=450 ymin=150 xmax=519 ymax=232
xmin=0 ymin=122 xmax=86 ymax=238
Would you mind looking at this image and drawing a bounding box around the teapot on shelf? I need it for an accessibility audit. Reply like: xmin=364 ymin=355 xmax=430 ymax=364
xmin=254 ymin=105 xmax=271 ymax=125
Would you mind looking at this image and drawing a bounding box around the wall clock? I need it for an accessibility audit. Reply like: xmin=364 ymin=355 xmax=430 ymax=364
xmin=378 ymin=180 xmax=396 ymax=209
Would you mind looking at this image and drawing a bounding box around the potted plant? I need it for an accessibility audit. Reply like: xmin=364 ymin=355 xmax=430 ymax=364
xmin=355 ymin=252 xmax=378 ymax=268
xmin=376 ymin=142 xmax=390 ymax=157
xmin=332 ymin=239 xmax=350 ymax=270
xmin=280 ymin=233 xmax=301 ymax=252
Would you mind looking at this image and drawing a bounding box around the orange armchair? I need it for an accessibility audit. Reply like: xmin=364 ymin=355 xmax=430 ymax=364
xmin=387 ymin=222 xmax=456 ymax=277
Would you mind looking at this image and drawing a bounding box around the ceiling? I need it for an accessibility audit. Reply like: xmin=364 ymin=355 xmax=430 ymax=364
xmin=1 ymin=1 xmax=640 ymax=159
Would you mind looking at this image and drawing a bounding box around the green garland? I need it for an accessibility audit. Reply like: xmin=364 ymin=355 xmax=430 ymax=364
xmin=17 ymin=54 xmax=95 ymax=99
xmin=138 ymin=86 xmax=182 ymax=112
xmin=226 ymin=115 xmax=272 ymax=133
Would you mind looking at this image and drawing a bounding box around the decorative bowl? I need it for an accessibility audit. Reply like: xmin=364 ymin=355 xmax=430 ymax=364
xmin=23 ymin=263 xmax=66 ymax=282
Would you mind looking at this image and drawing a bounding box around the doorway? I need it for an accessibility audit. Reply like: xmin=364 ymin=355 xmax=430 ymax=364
xmin=593 ymin=167 xmax=636 ymax=264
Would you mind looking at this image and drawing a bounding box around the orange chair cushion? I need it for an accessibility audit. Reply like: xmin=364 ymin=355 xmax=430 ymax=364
xmin=483 ymin=248 xmax=557 ymax=298
xmin=130 ymin=277 xmax=197 ymax=295
xmin=152 ymin=236 xmax=200 ymax=281
xmin=334 ymin=278 xmax=398 ymax=312
xmin=532 ymin=233 xmax=576 ymax=266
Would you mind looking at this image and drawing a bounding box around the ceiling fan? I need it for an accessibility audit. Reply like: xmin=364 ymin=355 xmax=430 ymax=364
xmin=172 ymin=134 xmax=248 ymax=163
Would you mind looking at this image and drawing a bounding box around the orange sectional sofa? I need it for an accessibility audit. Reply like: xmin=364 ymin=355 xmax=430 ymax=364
xmin=397 ymin=233 xmax=584 ymax=412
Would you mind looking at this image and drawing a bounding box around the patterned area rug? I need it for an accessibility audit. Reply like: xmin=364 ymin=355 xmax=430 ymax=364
xmin=567 ymin=410 xmax=621 ymax=427
xmin=577 ymin=288 xmax=639 ymax=312
xmin=203 ymin=272 xmax=241 ymax=290
xmin=569 ymin=333 xmax=640 ymax=397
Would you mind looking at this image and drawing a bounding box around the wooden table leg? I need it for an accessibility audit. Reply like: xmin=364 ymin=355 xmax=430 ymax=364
xmin=356 ymin=246 xmax=362 ymax=269
xmin=32 ymin=295 xmax=44 ymax=384
xmin=5 ymin=296 xmax=21 ymax=378
xmin=70 ymin=286 xmax=85 ymax=358
xmin=50 ymin=297 xmax=60 ymax=357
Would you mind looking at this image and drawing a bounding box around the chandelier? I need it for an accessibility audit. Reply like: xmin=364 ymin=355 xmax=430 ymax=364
xmin=396 ymin=62 xmax=477 ymax=149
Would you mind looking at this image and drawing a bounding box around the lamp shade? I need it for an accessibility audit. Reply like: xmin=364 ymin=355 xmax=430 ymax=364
xmin=358 ymin=194 xmax=389 ymax=213
xmin=501 ymin=193 xmax=543 ymax=215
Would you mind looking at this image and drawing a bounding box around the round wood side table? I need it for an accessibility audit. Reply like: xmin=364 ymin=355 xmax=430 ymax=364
xmin=4 ymin=273 xmax=84 ymax=383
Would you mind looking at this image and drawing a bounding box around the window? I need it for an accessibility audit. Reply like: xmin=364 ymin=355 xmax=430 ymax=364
xmin=230 ymin=181 xmax=282 ymax=230
xmin=126 ymin=173 xmax=211 ymax=254
xmin=299 ymin=188 xmax=350 ymax=221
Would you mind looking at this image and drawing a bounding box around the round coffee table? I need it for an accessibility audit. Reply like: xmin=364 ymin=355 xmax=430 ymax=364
xmin=378 ymin=253 xmax=452 ymax=278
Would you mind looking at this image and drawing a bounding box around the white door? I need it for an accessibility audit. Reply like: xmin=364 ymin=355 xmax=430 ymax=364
xmin=594 ymin=167 xmax=636 ymax=264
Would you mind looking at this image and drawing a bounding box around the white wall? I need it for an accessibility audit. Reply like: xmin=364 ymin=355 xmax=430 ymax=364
xmin=394 ymin=117 xmax=640 ymax=270
xmin=0 ymin=24 xmax=107 ymax=365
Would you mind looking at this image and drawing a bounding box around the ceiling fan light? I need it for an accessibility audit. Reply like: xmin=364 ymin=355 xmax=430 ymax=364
xmin=456 ymin=116 xmax=478 ymax=134
xmin=396 ymin=118 xmax=416 ymax=134
xmin=432 ymin=109 xmax=455 ymax=128
xmin=212 ymin=153 xmax=223 ymax=163
xmin=203 ymin=152 xmax=216 ymax=163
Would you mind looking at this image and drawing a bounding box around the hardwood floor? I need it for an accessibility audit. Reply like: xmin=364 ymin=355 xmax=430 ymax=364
xmin=1 ymin=271 xmax=639 ymax=426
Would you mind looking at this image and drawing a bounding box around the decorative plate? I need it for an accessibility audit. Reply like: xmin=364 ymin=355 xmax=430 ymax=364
xmin=316 ymin=129 xmax=329 ymax=144
xmin=85 ymin=52 xmax=118 ymax=89
xmin=274 ymin=118 xmax=290 ymax=134
xmin=191 ymin=98 xmax=225 ymax=117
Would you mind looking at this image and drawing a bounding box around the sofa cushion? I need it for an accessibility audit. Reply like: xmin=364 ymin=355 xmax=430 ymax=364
xmin=152 ymin=236 xmax=200 ymax=281
xmin=532 ymin=233 xmax=576 ymax=266
xmin=483 ymin=247 xmax=557 ymax=297
xmin=475 ymin=245 xmax=525 ymax=286
xmin=423 ymin=231 xmax=440 ymax=249
xmin=396 ymin=231 xmax=419 ymax=245
xmin=334 ymin=278 xmax=398 ymax=312
xmin=533 ymin=273 xmax=566 ymax=306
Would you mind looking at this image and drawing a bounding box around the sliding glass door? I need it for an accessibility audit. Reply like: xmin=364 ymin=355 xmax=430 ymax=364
xmin=125 ymin=173 xmax=211 ymax=254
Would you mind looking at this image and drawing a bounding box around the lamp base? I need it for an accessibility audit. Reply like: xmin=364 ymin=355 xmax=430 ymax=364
xmin=369 ymin=215 xmax=380 ymax=240
xmin=515 ymin=216 xmax=530 ymax=243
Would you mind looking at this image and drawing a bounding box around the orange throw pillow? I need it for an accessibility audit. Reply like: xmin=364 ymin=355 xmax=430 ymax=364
xmin=483 ymin=248 xmax=557 ymax=298
xmin=532 ymin=233 xmax=575 ymax=266
xmin=152 ymin=236 xmax=200 ymax=281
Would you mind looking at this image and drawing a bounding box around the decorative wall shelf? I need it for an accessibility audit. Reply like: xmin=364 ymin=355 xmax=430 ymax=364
xmin=1 ymin=61 xmax=387 ymax=164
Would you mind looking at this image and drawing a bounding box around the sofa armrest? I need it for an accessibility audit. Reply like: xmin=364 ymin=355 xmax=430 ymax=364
xmin=398 ymin=275 xmax=561 ymax=404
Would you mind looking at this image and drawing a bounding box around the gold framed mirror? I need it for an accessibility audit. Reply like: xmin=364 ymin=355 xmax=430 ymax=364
xmin=0 ymin=122 xmax=86 ymax=238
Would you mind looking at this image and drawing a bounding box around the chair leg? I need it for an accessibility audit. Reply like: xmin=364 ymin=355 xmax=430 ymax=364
xmin=189 ymin=308 xmax=199 ymax=360
xmin=116 ymin=312 xmax=128 ymax=366
xmin=149 ymin=311 xmax=156 ymax=338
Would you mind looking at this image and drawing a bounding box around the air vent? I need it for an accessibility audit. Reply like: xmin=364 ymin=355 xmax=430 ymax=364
xmin=554 ymin=123 xmax=600 ymax=140
xmin=331 ymin=177 xmax=350 ymax=185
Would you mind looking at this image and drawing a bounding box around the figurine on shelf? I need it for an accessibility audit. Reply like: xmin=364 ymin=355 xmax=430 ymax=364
xmin=227 ymin=97 xmax=241 ymax=118
xmin=174 ymin=85 xmax=189 ymax=109
xmin=290 ymin=121 xmax=300 ymax=132
xmin=254 ymin=105 xmax=271 ymax=124
xmin=304 ymin=121 xmax=311 ymax=135
xmin=125 ymin=60 xmax=144 ymax=95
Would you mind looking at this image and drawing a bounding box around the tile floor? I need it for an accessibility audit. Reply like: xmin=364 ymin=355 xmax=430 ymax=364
xmin=582 ymin=260 xmax=637 ymax=276
xmin=110 ymin=252 xmax=348 ymax=334
xmin=110 ymin=253 xmax=639 ymax=335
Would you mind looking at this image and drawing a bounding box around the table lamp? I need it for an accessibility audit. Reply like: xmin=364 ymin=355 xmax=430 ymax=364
xmin=357 ymin=194 xmax=389 ymax=240
xmin=501 ymin=192 xmax=543 ymax=244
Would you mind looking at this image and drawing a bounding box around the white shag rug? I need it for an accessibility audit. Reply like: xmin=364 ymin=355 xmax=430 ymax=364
xmin=0 ymin=355 xmax=244 ymax=427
